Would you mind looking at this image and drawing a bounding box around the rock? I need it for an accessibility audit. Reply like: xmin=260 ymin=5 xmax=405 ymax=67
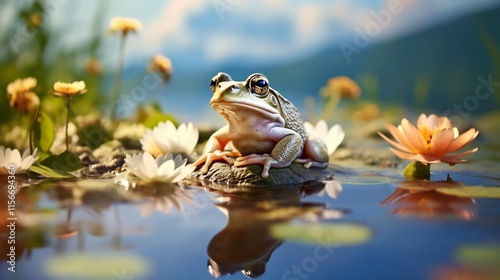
xmin=187 ymin=161 xmax=344 ymax=192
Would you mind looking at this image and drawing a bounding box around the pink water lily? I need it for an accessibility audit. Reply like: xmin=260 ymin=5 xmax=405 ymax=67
xmin=379 ymin=114 xmax=478 ymax=164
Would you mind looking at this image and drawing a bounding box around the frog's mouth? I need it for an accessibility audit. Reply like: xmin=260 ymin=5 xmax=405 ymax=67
xmin=211 ymin=99 xmax=281 ymax=121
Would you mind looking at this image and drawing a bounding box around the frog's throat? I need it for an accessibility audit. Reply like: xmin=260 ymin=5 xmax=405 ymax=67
xmin=212 ymin=100 xmax=281 ymax=122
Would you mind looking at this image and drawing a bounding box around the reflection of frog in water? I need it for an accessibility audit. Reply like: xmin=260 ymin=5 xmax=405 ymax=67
xmin=195 ymin=73 xmax=329 ymax=178
xmin=206 ymin=183 xmax=340 ymax=278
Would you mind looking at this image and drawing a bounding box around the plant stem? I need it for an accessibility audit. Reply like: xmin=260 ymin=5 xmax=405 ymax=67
xmin=65 ymin=96 xmax=71 ymax=151
xmin=29 ymin=104 xmax=41 ymax=154
xmin=321 ymin=91 xmax=340 ymax=121
xmin=110 ymin=33 xmax=127 ymax=119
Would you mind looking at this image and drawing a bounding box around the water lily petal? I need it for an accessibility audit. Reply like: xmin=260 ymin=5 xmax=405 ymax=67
xmin=410 ymin=153 xmax=443 ymax=164
xmin=158 ymin=158 xmax=175 ymax=175
xmin=429 ymin=129 xmax=455 ymax=155
xmin=386 ymin=123 xmax=418 ymax=153
xmin=401 ymin=119 xmax=427 ymax=152
xmin=447 ymin=128 xmax=479 ymax=154
xmin=388 ymin=147 xmax=416 ymax=160
xmin=325 ymin=124 xmax=345 ymax=155
xmin=439 ymin=148 xmax=479 ymax=163
xmin=378 ymin=132 xmax=413 ymax=154
xmin=304 ymin=122 xmax=315 ymax=138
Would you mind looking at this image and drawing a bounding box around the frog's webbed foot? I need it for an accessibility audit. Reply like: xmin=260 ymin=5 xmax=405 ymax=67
xmin=234 ymin=154 xmax=286 ymax=178
xmin=194 ymin=150 xmax=240 ymax=174
xmin=294 ymin=158 xmax=329 ymax=169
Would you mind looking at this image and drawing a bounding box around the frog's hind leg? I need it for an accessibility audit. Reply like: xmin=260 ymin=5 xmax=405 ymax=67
xmin=297 ymin=138 xmax=329 ymax=168
xmin=294 ymin=158 xmax=328 ymax=169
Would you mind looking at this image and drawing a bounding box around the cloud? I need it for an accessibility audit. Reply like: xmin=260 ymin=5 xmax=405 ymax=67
xmin=48 ymin=0 xmax=500 ymax=69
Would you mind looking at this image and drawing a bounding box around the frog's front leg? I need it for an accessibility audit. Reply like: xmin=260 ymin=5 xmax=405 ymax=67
xmin=234 ymin=128 xmax=302 ymax=178
xmin=194 ymin=126 xmax=241 ymax=174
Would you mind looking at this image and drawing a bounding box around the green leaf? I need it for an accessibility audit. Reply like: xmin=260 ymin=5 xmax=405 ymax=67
xmin=41 ymin=150 xmax=81 ymax=172
xmin=33 ymin=111 xmax=55 ymax=152
xmin=29 ymin=164 xmax=73 ymax=178
xmin=44 ymin=253 xmax=150 ymax=279
xmin=437 ymin=186 xmax=500 ymax=198
xmin=456 ymin=244 xmax=500 ymax=268
xmin=269 ymin=222 xmax=372 ymax=246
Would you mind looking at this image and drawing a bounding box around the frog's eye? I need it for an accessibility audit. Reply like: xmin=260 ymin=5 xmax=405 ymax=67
xmin=250 ymin=75 xmax=269 ymax=96
xmin=210 ymin=78 xmax=217 ymax=92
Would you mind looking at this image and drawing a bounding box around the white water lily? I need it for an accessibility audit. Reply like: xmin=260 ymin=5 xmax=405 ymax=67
xmin=304 ymin=120 xmax=345 ymax=156
xmin=124 ymin=152 xmax=195 ymax=183
xmin=0 ymin=146 xmax=39 ymax=174
xmin=317 ymin=180 xmax=343 ymax=199
xmin=140 ymin=121 xmax=198 ymax=157
xmin=137 ymin=188 xmax=194 ymax=217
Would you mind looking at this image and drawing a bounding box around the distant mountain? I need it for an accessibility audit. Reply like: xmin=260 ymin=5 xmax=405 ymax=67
xmin=218 ymin=5 xmax=500 ymax=114
xmin=125 ymin=5 xmax=500 ymax=118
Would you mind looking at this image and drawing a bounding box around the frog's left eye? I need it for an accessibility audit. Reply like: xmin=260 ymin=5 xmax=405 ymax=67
xmin=250 ymin=74 xmax=269 ymax=96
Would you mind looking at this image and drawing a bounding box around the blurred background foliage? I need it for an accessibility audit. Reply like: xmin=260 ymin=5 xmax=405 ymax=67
xmin=0 ymin=0 xmax=107 ymax=130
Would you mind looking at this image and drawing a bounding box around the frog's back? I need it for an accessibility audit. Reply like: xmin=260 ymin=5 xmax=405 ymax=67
xmin=273 ymin=90 xmax=307 ymax=143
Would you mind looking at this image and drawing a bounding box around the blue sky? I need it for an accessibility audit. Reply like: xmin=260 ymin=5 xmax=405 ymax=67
xmin=2 ymin=0 xmax=496 ymax=71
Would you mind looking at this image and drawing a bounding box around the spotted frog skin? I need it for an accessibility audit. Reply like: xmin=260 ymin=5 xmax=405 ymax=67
xmin=194 ymin=72 xmax=329 ymax=178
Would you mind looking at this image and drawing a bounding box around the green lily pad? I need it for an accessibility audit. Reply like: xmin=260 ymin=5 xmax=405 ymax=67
xmin=436 ymin=186 xmax=500 ymax=198
xmin=456 ymin=244 xmax=500 ymax=268
xmin=40 ymin=150 xmax=82 ymax=173
xmin=44 ymin=253 xmax=150 ymax=279
xmin=269 ymin=222 xmax=372 ymax=246
xmin=29 ymin=164 xmax=73 ymax=178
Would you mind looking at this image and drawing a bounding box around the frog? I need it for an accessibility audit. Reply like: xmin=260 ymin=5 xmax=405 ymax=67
xmin=194 ymin=72 xmax=329 ymax=178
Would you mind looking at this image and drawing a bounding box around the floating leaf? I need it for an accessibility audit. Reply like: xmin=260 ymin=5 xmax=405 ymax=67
xmin=29 ymin=164 xmax=73 ymax=178
xmin=269 ymin=222 xmax=372 ymax=246
xmin=44 ymin=253 xmax=150 ymax=279
xmin=437 ymin=186 xmax=500 ymax=198
xmin=456 ymin=244 xmax=500 ymax=268
xmin=40 ymin=150 xmax=82 ymax=173
xmin=33 ymin=111 xmax=55 ymax=152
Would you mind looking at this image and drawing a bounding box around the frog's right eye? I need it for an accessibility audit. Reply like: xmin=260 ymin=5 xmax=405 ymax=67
xmin=210 ymin=78 xmax=217 ymax=93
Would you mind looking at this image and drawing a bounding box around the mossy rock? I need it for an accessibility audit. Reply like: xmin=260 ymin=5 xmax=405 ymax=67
xmin=187 ymin=161 xmax=342 ymax=192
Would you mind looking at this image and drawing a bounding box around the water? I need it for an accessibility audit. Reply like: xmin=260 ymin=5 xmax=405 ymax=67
xmin=1 ymin=138 xmax=500 ymax=280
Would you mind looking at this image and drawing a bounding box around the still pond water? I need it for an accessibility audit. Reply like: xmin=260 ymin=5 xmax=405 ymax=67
xmin=1 ymin=139 xmax=500 ymax=280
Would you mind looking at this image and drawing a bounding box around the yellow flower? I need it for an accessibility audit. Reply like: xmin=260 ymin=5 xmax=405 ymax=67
xmin=379 ymin=114 xmax=479 ymax=164
xmin=149 ymin=54 xmax=173 ymax=82
xmin=109 ymin=17 xmax=142 ymax=35
xmin=323 ymin=76 xmax=361 ymax=100
xmin=6 ymin=77 xmax=40 ymax=113
xmin=52 ymin=81 xmax=87 ymax=97
xmin=353 ymin=103 xmax=380 ymax=122
xmin=7 ymin=77 xmax=37 ymax=94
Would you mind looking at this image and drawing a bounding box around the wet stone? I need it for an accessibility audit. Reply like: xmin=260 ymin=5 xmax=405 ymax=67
xmin=187 ymin=161 xmax=341 ymax=192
